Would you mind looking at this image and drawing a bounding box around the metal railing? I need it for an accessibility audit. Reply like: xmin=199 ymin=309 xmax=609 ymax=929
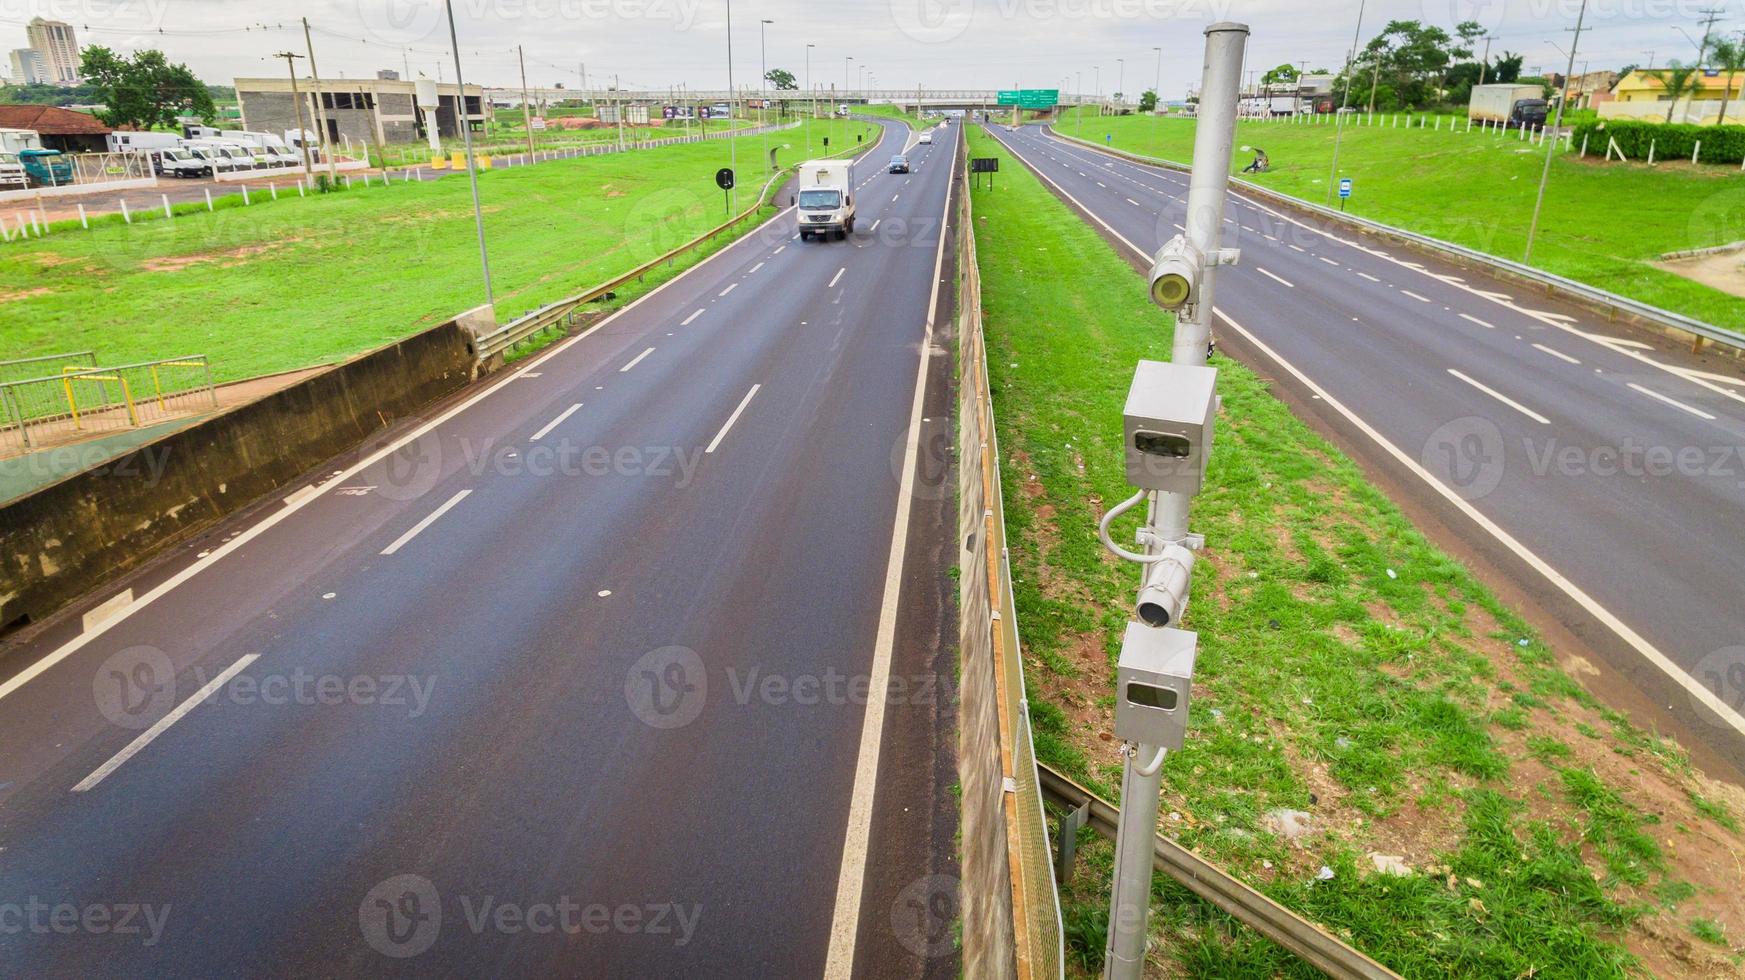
xmin=0 ymin=350 xmax=96 ymax=385
xmin=1046 ymin=126 xmax=1745 ymax=354
xmin=955 ymin=127 xmax=1065 ymax=978
xmin=1037 ymin=764 xmax=1401 ymax=980
xmin=473 ymin=124 xmax=850 ymax=363
xmin=0 ymin=355 xmax=216 ymax=454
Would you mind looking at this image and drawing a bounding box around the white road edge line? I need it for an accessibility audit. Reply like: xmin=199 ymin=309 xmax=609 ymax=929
xmin=72 ymin=653 xmax=261 ymax=792
xmin=380 ymin=489 xmax=473 ymax=556
xmin=829 ymin=267 xmax=846 ymax=288
xmin=619 ymin=347 xmax=656 ymax=373
xmin=1628 ymin=382 xmax=1717 ymax=420
xmin=530 ymin=403 xmax=583 ymax=441
xmin=1447 ymin=369 xmax=1551 ymax=424
xmin=705 ymin=385 xmax=761 ymax=454
xmin=0 ymin=202 xmax=804 ymax=709
xmin=995 ymin=128 xmax=1745 ymax=739
xmin=1256 ymin=267 xmax=1294 ymax=288
xmin=1532 ymin=343 xmax=1580 ymax=365
xmin=823 ymin=127 xmax=956 ymax=978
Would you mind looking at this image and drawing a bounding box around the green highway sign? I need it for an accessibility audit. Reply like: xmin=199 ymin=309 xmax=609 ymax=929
xmin=996 ymin=89 xmax=1060 ymax=109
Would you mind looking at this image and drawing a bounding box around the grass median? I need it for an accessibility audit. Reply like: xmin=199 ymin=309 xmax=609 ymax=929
xmin=1054 ymin=107 xmax=1745 ymax=332
xmin=965 ymin=125 xmax=1745 ymax=978
xmin=0 ymin=120 xmax=877 ymax=383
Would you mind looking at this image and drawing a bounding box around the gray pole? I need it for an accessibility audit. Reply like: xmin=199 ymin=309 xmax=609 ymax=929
xmin=1325 ymin=0 xmax=1366 ymax=205
xmin=276 ymin=52 xmax=315 ymax=186
xmin=518 ymin=45 xmax=536 ymax=160
xmin=442 ymin=0 xmax=494 ymax=307
xmin=302 ymin=18 xmax=339 ymax=185
xmin=806 ymin=42 xmax=814 ymax=156
xmin=726 ymin=0 xmax=739 ymax=212
xmin=1103 ymin=23 xmax=1246 ymax=980
xmin=760 ymin=18 xmax=772 ymax=173
xmin=1153 ymin=46 xmax=1162 ymax=117
xmin=1524 ymin=0 xmax=1587 ymax=264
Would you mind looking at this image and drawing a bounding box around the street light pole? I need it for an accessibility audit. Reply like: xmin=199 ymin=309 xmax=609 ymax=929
xmin=806 ymin=42 xmax=815 ymax=156
xmin=1325 ymin=0 xmax=1366 ymax=205
xmin=1153 ymin=46 xmax=1162 ymax=116
xmin=1525 ymin=0 xmax=1587 ymax=264
xmin=1117 ymin=57 xmax=1125 ymax=109
xmin=725 ymin=0 xmax=739 ymax=212
xmin=760 ymin=18 xmax=773 ymax=173
xmin=441 ymin=0 xmax=493 ymax=308
xmin=1077 ymin=70 xmax=1084 ymax=136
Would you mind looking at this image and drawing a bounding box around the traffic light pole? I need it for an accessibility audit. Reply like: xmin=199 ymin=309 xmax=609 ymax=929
xmin=1102 ymin=23 xmax=1246 ymax=980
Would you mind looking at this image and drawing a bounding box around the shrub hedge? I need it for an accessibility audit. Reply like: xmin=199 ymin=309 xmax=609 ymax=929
xmin=1572 ymin=117 xmax=1745 ymax=163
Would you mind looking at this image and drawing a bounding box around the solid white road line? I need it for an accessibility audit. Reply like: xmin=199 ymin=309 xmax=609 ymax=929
xmin=72 ymin=654 xmax=261 ymax=792
xmin=718 ymin=282 xmax=738 ymax=297
xmin=1215 ymin=308 xmax=1745 ymax=740
xmin=530 ymin=403 xmax=583 ymax=441
xmin=1532 ymin=343 xmax=1581 ymax=365
xmin=1447 ymin=369 xmax=1551 ymax=424
xmin=620 ymin=347 xmax=656 ymax=372
xmin=823 ymin=129 xmax=956 ymax=979
xmin=1458 ymin=313 xmax=1495 ymax=329
xmin=0 ymin=202 xmax=805 ymax=709
xmin=380 ymin=490 xmax=473 ymax=556
xmin=682 ymin=309 xmax=705 ymax=326
xmin=1400 ymin=289 xmax=1432 ymax=303
xmin=1628 ymin=382 xmax=1717 ymax=420
xmin=1256 ymin=267 xmax=1295 ymax=288
xmin=829 ymin=267 xmax=846 ymax=288
xmin=705 ymin=385 xmax=761 ymax=454
xmin=1009 ymin=128 xmax=1745 ymax=738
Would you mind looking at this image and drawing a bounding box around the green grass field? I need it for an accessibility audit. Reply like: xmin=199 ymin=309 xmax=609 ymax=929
xmin=1054 ymin=107 xmax=1745 ymax=331
xmin=966 ymin=126 xmax=1744 ymax=977
xmin=0 ymin=119 xmax=876 ymax=383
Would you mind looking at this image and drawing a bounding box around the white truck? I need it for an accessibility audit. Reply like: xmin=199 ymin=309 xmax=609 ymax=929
xmin=0 ymin=128 xmax=43 ymax=154
xmin=795 ymin=159 xmax=856 ymax=241
xmin=1468 ymin=83 xmax=1548 ymax=128
xmin=0 ymin=151 xmax=25 ymax=188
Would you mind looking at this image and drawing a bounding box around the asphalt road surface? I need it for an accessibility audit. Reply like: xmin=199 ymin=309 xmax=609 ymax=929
xmin=988 ymin=122 xmax=1745 ymax=778
xmin=0 ymin=119 xmax=964 ymax=977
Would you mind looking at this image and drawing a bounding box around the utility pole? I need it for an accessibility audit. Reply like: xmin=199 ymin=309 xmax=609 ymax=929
xmin=1077 ymin=70 xmax=1084 ymax=136
xmin=615 ymin=74 xmax=626 ymax=151
xmin=1326 ymin=0 xmax=1366 ymax=205
xmin=1117 ymin=57 xmax=1125 ymax=109
xmin=760 ymin=18 xmax=773 ymax=173
xmin=726 ymin=0 xmax=739 ymax=212
xmin=1102 ymin=24 xmax=1247 ymax=980
xmin=442 ymin=0 xmax=493 ymax=308
xmin=518 ymin=45 xmax=536 ymax=159
xmin=1153 ymin=46 xmax=1163 ymax=117
xmin=1477 ymin=34 xmax=1497 ymax=86
xmin=1525 ymin=0 xmax=1587 ymax=264
xmin=274 ymin=51 xmax=315 ymax=186
xmin=302 ymin=17 xmax=339 ymax=186
xmin=1367 ymin=55 xmax=1381 ymax=113
xmin=806 ymin=42 xmax=815 ymax=156
xmin=1696 ymin=6 xmax=1724 ymax=65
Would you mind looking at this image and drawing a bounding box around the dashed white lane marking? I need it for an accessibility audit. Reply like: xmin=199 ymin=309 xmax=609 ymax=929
xmin=620 ymin=347 xmax=656 ymax=372
xmin=1356 ymin=272 xmax=1381 ymax=282
xmin=829 ymin=267 xmax=846 ymax=288
xmin=1448 ymin=369 xmax=1550 ymax=424
xmin=530 ymin=403 xmax=583 ymax=441
xmin=1458 ymin=313 xmax=1495 ymax=329
xmin=1287 ymin=243 xmax=1306 ymax=253
xmin=773 ymin=245 xmax=786 ymax=255
xmin=1628 ymin=382 xmax=1717 ymax=420
xmin=72 ymin=653 xmax=262 ymax=792
xmin=749 ymin=261 xmax=765 ymax=274
xmin=682 ymin=309 xmax=705 ymax=326
xmin=706 ymin=384 xmax=762 ymax=454
xmin=719 ymin=282 xmax=738 ymax=297
xmin=1256 ymin=267 xmax=1295 ymax=288
xmin=1318 ymin=256 xmax=1339 ymax=267
xmin=1126 ymin=197 xmax=1142 ymax=207
xmin=870 ymin=219 xmax=881 ymax=233
xmin=381 ymin=489 xmax=473 ymax=556
xmin=1532 ymin=343 xmax=1580 ymax=365
xmin=1399 ymin=289 xmax=1431 ymax=303
xmin=892 ymin=193 xmax=899 ymax=202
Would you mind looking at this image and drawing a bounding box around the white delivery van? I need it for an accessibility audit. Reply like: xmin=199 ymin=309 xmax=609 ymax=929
xmin=180 ymin=141 xmax=240 ymax=175
xmin=212 ymin=138 xmax=272 ymax=169
xmin=223 ymin=130 xmax=300 ymax=167
xmin=152 ymin=147 xmax=208 ymax=178
xmin=795 ymin=159 xmax=855 ymax=241
xmin=108 ymin=131 xmax=182 ymax=153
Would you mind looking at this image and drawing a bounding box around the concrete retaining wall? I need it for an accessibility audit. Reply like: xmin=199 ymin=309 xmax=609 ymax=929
xmin=0 ymin=318 xmax=478 ymax=632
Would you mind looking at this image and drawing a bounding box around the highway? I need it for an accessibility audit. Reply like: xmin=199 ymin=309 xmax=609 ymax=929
xmin=0 ymin=118 xmax=963 ymax=976
xmin=987 ymin=122 xmax=1745 ymax=776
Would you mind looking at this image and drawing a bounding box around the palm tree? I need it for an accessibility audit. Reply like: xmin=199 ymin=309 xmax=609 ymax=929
xmin=1707 ymin=36 xmax=1745 ymax=125
xmin=1647 ymin=61 xmax=1702 ymax=123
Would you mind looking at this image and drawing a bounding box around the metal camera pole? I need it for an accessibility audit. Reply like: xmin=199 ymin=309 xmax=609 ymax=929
xmin=1102 ymin=22 xmax=1246 ymax=980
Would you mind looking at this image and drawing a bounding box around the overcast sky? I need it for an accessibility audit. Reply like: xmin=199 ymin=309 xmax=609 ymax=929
xmin=2 ymin=0 xmax=1734 ymax=96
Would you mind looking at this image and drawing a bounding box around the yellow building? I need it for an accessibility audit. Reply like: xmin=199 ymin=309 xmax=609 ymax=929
xmin=1601 ymin=68 xmax=1745 ymax=124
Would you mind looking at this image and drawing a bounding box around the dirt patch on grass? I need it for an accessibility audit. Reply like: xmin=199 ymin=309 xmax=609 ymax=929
xmin=0 ymin=286 xmax=52 ymax=303
xmin=1654 ymin=251 xmax=1745 ymax=299
xmin=140 ymin=241 xmax=292 ymax=272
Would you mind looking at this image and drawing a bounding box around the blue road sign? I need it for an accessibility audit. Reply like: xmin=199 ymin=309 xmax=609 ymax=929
xmin=1338 ymin=177 xmax=1353 ymax=198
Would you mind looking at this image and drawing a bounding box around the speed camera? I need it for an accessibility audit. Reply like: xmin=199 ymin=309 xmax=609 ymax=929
xmin=1123 ymin=360 xmax=1217 ymax=496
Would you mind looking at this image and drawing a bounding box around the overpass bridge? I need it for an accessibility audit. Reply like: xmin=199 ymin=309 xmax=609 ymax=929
xmin=485 ymin=86 xmax=1108 ymax=112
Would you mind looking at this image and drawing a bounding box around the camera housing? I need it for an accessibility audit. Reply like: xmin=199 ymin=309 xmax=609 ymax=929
xmin=1147 ymin=235 xmax=1204 ymax=310
xmin=1123 ymin=360 xmax=1218 ymax=496
xmin=1114 ymin=622 xmax=1198 ymax=749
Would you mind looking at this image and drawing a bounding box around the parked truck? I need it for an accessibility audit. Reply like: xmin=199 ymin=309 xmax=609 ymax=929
xmin=0 ymin=151 xmax=26 ymax=188
xmin=0 ymin=127 xmax=43 ymax=154
xmin=1468 ymin=83 xmax=1548 ymax=128
xmin=222 ymin=130 xmax=301 ymax=167
xmin=795 ymin=159 xmax=856 ymax=241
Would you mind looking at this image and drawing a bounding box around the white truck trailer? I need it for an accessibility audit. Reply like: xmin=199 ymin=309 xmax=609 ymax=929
xmin=1468 ymin=83 xmax=1549 ymax=128
xmin=795 ymin=159 xmax=856 ymax=241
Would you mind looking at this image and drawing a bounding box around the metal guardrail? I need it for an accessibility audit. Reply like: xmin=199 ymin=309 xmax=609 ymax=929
xmin=0 ymin=350 xmax=95 ymax=385
xmin=1045 ymin=127 xmax=1745 ymax=355
xmin=1037 ymin=764 xmax=1402 ymax=980
xmin=473 ymin=125 xmax=857 ymax=363
xmin=0 ymin=355 xmax=216 ymax=454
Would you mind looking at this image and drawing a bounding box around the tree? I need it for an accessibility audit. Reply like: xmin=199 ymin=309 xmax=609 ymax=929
xmin=1707 ymin=35 xmax=1744 ymax=124
xmin=1647 ymin=61 xmax=1702 ymax=123
xmin=1492 ymin=52 xmax=1523 ymax=83
xmin=764 ymin=68 xmax=797 ymax=91
xmin=1352 ymin=20 xmax=1456 ymax=108
xmin=81 ymin=46 xmax=215 ymax=130
xmin=1261 ymin=63 xmax=1298 ymax=86
xmin=1138 ymin=88 xmax=1158 ymax=112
